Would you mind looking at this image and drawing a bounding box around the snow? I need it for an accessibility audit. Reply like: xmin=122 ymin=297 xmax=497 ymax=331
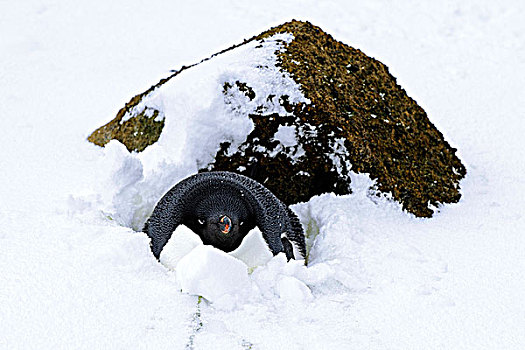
xmin=1 ymin=1 xmax=525 ymax=349
xmin=228 ymin=229 xmax=274 ymax=269
xmin=273 ymin=125 xmax=298 ymax=148
xmin=176 ymin=245 xmax=252 ymax=309
xmin=159 ymin=225 xmax=204 ymax=270
xmin=271 ymin=125 xmax=306 ymax=162
xmin=133 ymin=31 xmax=307 ymax=175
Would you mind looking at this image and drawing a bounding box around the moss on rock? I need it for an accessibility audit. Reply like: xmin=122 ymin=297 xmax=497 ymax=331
xmin=261 ymin=20 xmax=466 ymax=216
xmin=87 ymin=75 xmax=171 ymax=152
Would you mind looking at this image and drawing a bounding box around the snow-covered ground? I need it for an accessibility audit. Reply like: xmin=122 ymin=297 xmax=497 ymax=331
xmin=1 ymin=1 xmax=524 ymax=349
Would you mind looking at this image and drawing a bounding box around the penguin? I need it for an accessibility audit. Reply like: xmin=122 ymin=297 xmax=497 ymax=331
xmin=143 ymin=171 xmax=306 ymax=262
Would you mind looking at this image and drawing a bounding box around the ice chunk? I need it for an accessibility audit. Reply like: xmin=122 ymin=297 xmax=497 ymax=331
xmin=160 ymin=226 xmax=272 ymax=270
xmin=229 ymin=228 xmax=273 ymax=269
xmin=159 ymin=225 xmax=203 ymax=270
xmin=176 ymin=245 xmax=251 ymax=304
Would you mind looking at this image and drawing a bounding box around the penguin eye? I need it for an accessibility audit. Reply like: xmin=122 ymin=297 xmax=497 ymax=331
xmin=239 ymin=221 xmax=244 ymax=226
xmin=197 ymin=219 xmax=205 ymax=225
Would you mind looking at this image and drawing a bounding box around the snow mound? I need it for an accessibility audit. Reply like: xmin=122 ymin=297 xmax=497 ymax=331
xmin=276 ymin=275 xmax=313 ymax=303
xmin=176 ymin=245 xmax=252 ymax=307
xmin=174 ymin=243 xmax=315 ymax=308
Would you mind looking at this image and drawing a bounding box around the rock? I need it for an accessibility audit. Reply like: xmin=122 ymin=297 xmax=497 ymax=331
xmin=88 ymin=20 xmax=466 ymax=217
xmin=88 ymin=89 xmax=165 ymax=153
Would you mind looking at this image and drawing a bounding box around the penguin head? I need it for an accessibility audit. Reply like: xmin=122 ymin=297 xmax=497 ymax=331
xmin=187 ymin=190 xmax=255 ymax=252
xmin=191 ymin=211 xmax=251 ymax=252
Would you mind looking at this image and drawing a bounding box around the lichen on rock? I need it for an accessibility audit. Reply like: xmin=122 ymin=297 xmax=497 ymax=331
xmin=88 ymin=20 xmax=466 ymax=217
xmin=253 ymin=20 xmax=467 ymax=217
xmin=87 ymin=77 xmax=169 ymax=152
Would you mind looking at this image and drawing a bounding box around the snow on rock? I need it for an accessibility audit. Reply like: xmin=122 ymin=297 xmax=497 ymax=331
xmin=88 ymin=20 xmax=467 ymax=217
xmin=273 ymin=125 xmax=299 ymax=148
xmin=148 ymin=34 xmax=304 ymax=165
xmin=95 ymin=32 xmax=305 ymax=176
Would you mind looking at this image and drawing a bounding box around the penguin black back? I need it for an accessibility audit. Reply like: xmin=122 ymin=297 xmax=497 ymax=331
xmin=143 ymin=171 xmax=306 ymax=261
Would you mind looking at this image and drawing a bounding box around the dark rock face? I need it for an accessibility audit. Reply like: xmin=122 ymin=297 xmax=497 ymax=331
xmin=88 ymin=20 xmax=466 ymax=217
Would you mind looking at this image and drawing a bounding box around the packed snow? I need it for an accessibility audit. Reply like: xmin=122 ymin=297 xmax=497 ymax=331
xmin=134 ymin=32 xmax=307 ymax=175
xmin=1 ymin=1 xmax=525 ymax=349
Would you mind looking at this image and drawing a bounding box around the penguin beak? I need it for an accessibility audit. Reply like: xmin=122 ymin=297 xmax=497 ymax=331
xmin=219 ymin=215 xmax=232 ymax=234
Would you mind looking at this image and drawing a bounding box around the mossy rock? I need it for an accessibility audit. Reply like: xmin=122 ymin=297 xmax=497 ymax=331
xmin=88 ymin=20 xmax=466 ymax=217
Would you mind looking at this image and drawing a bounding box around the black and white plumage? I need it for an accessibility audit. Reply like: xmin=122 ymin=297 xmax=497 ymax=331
xmin=143 ymin=171 xmax=306 ymax=261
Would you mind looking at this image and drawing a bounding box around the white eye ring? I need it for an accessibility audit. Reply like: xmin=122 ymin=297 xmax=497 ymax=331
xmin=198 ymin=219 xmax=205 ymax=225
